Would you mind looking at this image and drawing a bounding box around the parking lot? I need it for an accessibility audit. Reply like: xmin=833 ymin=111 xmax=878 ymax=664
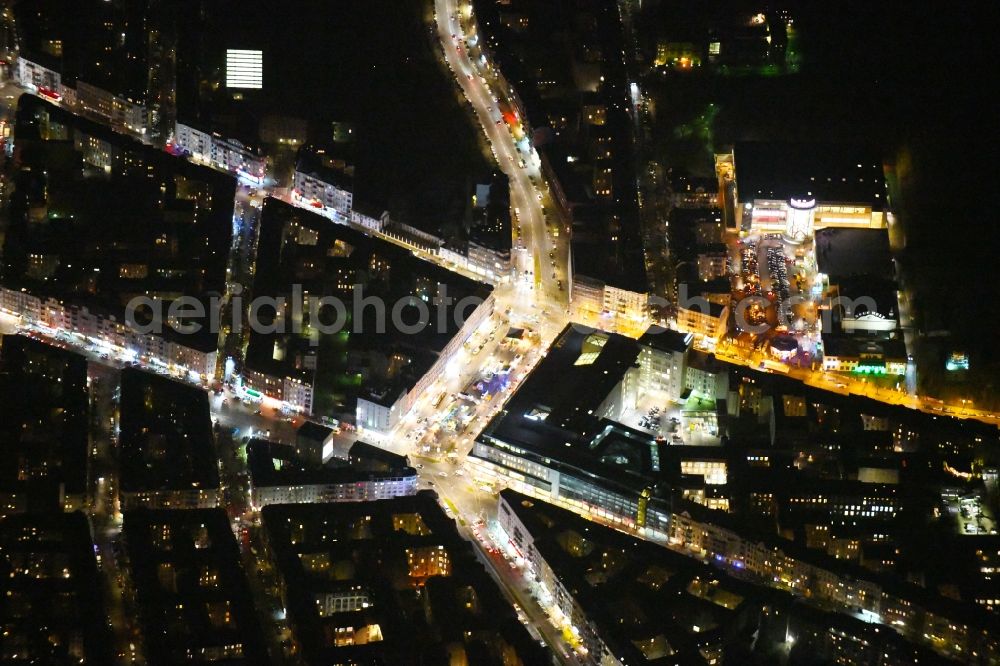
xmin=943 ymin=492 xmax=998 ymax=536
xmin=620 ymin=392 xmax=722 ymax=447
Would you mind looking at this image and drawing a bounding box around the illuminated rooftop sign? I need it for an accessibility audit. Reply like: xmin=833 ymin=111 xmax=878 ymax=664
xmin=226 ymin=49 xmax=263 ymax=89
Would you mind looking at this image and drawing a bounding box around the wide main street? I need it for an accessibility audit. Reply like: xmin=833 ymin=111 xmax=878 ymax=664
xmin=434 ymin=0 xmax=569 ymax=306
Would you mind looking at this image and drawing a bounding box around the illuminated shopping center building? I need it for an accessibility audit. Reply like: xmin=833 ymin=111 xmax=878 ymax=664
xmin=469 ymin=323 xmax=723 ymax=537
xmin=716 ymin=142 xmax=888 ymax=242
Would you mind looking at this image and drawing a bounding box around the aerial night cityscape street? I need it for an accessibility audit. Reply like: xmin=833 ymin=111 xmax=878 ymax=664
xmin=0 ymin=1 xmax=997 ymax=664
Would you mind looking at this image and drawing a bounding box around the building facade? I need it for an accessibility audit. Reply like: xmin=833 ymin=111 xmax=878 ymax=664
xmin=496 ymin=492 xmax=616 ymax=662
xmin=717 ymin=144 xmax=888 ymax=242
xmin=119 ymin=488 xmax=219 ymax=511
xmin=1 ymin=287 xmax=218 ymax=380
xmin=76 ymin=81 xmax=148 ymax=135
xmin=172 ymin=122 xmax=267 ymax=183
xmin=251 ymin=472 xmax=417 ymax=508
xmin=239 ymin=366 xmax=315 ymax=414
xmin=16 ymin=56 xmax=61 ymax=92
xmin=676 ymin=302 xmax=729 ymax=341
xmin=637 ymin=331 xmax=691 ymax=400
xmin=292 ymin=169 xmax=353 ymax=218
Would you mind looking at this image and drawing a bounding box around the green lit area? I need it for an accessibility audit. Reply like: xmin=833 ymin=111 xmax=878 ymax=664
xmin=854 ymin=365 xmax=888 ymax=375
xmin=682 ymin=392 xmax=716 ymax=412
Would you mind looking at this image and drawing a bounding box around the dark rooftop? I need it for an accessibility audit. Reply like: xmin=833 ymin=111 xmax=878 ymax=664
xmin=118 ymin=369 xmax=220 ymax=494
xmin=123 ymin=508 xmax=268 ymax=664
xmin=261 ymin=492 xmax=548 ymax=665
xmin=687 ymin=349 xmax=726 ymax=375
xmin=678 ymin=277 xmax=732 ymax=301
xmin=816 ymin=227 xmax=893 ymax=280
xmin=3 ymin=96 xmax=235 ymax=352
xmin=638 ymin=325 xmax=693 ymax=355
xmin=833 ymin=275 xmax=899 ymax=320
xmin=247 ymin=439 xmax=415 ymax=489
xmin=297 ymin=421 xmax=333 ymax=443
xmin=0 ymin=511 xmax=115 ymax=663
xmin=492 ymin=324 xmax=640 ymax=441
xmin=769 ymin=335 xmax=798 ymax=353
xmin=348 ymin=440 xmax=411 ymax=471
xmin=821 ymin=333 xmax=907 ymax=360
xmin=570 ymin=221 xmax=648 ymax=293
xmin=0 ymin=335 xmax=89 ymax=510
xmin=734 ymin=142 xmax=887 ymax=209
xmin=667 ymin=207 xmax=726 ymax=267
xmin=295 ymin=144 xmax=354 ymax=193
xmin=247 ymin=198 xmax=492 ymax=416
xmin=467 ymin=171 xmax=512 ymax=254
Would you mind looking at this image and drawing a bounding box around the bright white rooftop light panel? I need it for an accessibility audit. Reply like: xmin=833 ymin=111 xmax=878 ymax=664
xmin=226 ymin=49 xmax=263 ymax=89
